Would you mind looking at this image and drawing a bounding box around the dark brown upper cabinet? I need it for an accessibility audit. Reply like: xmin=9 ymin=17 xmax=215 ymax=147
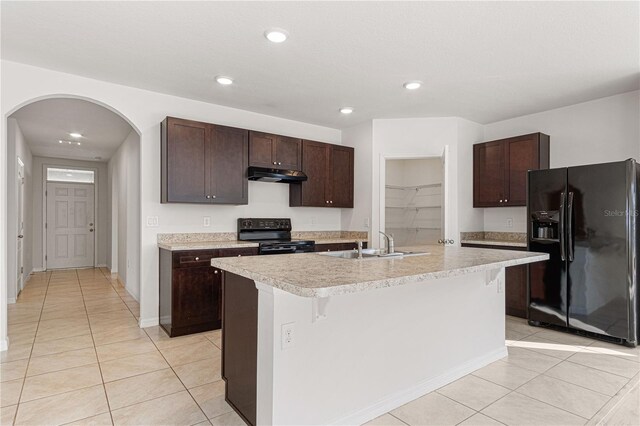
xmin=249 ymin=131 xmax=301 ymax=170
xmin=161 ymin=117 xmax=248 ymax=204
xmin=473 ymin=133 xmax=549 ymax=207
xmin=290 ymin=140 xmax=354 ymax=208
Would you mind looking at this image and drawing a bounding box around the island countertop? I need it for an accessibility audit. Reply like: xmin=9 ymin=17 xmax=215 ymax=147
xmin=211 ymin=245 xmax=548 ymax=297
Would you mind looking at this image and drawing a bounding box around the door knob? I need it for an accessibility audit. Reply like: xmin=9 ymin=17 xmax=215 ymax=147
xmin=89 ymin=229 xmax=94 ymax=232
xmin=89 ymin=223 xmax=94 ymax=226
xmin=18 ymin=235 xmax=24 ymax=239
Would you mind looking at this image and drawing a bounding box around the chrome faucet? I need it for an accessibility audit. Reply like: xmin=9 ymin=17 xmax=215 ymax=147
xmin=379 ymin=231 xmax=395 ymax=254
xmin=357 ymin=241 xmax=363 ymax=259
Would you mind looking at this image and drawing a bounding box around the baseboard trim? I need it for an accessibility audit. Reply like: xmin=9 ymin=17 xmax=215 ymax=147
xmin=96 ymin=264 xmax=107 ymax=268
xmin=331 ymin=347 xmax=508 ymax=426
xmin=0 ymin=338 xmax=8 ymax=352
xmin=32 ymin=267 xmax=45 ymax=272
xmin=139 ymin=317 xmax=159 ymax=328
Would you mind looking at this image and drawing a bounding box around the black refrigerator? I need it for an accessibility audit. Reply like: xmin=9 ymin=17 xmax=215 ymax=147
xmin=527 ymin=159 xmax=639 ymax=346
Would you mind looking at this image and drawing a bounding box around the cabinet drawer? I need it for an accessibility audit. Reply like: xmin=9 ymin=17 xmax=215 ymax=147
xmin=172 ymin=250 xmax=219 ymax=268
xmin=218 ymin=247 xmax=259 ymax=258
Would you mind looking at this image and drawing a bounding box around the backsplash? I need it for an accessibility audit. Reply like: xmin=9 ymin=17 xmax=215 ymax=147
xmin=158 ymin=230 xmax=369 ymax=244
xmin=460 ymin=231 xmax=527 ymax=243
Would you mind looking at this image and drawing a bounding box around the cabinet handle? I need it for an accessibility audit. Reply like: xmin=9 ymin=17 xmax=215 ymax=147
xmin=212 ymin=195 xmax=216 ymax=199
xmin=326 ymin=200 xmax=329 ymax=204
xmin=499 ymin=199 xmax=503 ymax=203
xmin=214 ymin=270 xmax=219 ymax=274
xmin=273 ymin=161 xmax=277 ymax=165
xmin=330 ymin=200 xmax=333 ymax=204
xmin=278 ymin=162 xmax=282 ymax=165
xmin=238 ymin=254 xmax=242 ymax=257
xmin=504 ymin=198 xmax=508 ymax=202
xmin=195 ymin=257 xmax=200 ymax=261
xmin=206 ymin=195 xmax=211 ymax=199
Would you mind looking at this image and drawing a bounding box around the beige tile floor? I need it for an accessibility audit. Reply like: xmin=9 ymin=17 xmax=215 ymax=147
xmin=1 ymin=269 xmax=638 ymax=425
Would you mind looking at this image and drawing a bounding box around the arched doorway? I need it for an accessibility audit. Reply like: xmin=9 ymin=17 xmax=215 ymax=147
xmin=3 ymin=95 xmax=142 ymax=345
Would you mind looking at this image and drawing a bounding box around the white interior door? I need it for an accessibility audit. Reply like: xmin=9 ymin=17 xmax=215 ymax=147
xmin=46 ymin=182 xmax=95 ymax=269
xmin=17 ymin=159 xmax=25 ymax=293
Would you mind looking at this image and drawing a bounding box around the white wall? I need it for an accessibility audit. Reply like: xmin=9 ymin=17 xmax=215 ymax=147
xmin=482 ymin=90 xmax=640 ymax=232
xmin=31 ymin=157 xmax=109 ymax=270
xmin=108 ymin=130 xmax=141 ymax=299
xmin=6 ymin=118 xmax=33 ymax=303
xmin=1 ymin=60 xmax=342 ymax=334
xmin=341 ymin=121 xmax=373 ymax=237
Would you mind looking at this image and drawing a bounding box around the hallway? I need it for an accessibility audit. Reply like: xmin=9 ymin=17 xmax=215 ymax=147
xmin=1 ymin=269 xmax=241 ymax=425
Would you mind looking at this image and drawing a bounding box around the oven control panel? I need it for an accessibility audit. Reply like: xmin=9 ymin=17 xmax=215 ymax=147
xmin=238 ymin=218 xmax=292 ymax=231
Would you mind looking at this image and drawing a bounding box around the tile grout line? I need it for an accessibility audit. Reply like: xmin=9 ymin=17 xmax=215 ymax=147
xmin=141 ymin=326 xmax=213 ymax=422
xmin=12 ymin=270 xmax=51 ymax=424
xmin=76 ymin=268 xmax=115 ymax=425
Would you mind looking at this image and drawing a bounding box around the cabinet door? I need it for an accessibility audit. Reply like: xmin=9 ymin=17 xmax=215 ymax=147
xmin=172 ymin=266 xmax=220 ymax=331
xmin=274 ymin=136 xmax=301 ymax=170
xmin=504 ymin=134 xmax=539 ymax=206
xmin=249 ymin=132 xmax=276 ymax=168
xmin=328 ymin=146 xmax=354 ymax=208
xmin=473 ymin=141 xmax=506 ymax=207
xmin=298 ymin=140 xmax=329 ymax=206
xmin=211 ymin=125 xmax=248 ymax=204
xmin=162 ymin=117 xmax=210 ymax=203
xmin=505 ymin=264 xmax=528 ymax=318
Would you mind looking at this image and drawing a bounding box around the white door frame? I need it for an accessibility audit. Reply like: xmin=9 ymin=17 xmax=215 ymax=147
xmin=16 ymin=157 xmax=25 ymax=296
xmin=42 ymin=164 xmax=99 ymax=270
xmin=378 ymin=148 xmax=452 ymax=248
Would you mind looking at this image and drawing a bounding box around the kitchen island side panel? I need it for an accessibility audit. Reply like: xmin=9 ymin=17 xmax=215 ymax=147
xmin=255 ymin=270 xmax=507 ymax=426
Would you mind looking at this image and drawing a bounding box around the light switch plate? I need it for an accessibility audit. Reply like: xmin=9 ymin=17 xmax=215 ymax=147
xmin=203 ymin=216 xmax=211 ymax=227
xmin=506 ymin=218 xmax=513 ymax=228
xmin=146 ymin=216 xmax=159 ymax=227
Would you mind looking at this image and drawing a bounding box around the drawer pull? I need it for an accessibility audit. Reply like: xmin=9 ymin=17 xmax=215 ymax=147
xmin=195 ymin=257 xmax=200 ymax=261
xmin=214 ymin=270 xmax=219 ymax=274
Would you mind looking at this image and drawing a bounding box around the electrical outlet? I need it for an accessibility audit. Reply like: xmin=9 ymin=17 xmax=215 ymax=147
xmin=506 ymin=218 xmax=513 ymax=228
xmin=364 ymin=217 xmax=370 ymax=228
xmin=146 ymin=216 xmax=159 ymax=227
xmin=203 ymin=216 xmax=211 ymax=227
xmin=281 ymin=322 xmax=296 ymax=349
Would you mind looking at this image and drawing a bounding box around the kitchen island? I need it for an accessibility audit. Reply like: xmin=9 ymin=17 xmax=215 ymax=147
xmin=211 ymin=245 xmax=548 ymax=426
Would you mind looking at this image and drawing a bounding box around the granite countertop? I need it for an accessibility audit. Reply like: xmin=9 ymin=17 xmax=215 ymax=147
xmin=157 ymin=231 xmax=368 ymax=251
xmin=460 ymin=232 xmax=528 ymax=248
xmin=210 ymin=245 xmax=548 ymax=298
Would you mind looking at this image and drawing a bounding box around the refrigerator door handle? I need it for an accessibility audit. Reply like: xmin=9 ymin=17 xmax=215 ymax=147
xmin=559 ymin=191 xmax=566 ymax=261
xmin=568 ymin=191 xmax=574 ymax=261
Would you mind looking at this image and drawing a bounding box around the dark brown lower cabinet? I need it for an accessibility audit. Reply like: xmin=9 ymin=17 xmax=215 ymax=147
xmin=222 ymin=272 xmax=258 ymax=426
xmin=159 ymin=247 xmax=258 ymax=337
xmin=461 ymin=243 xmax=528 ymax=319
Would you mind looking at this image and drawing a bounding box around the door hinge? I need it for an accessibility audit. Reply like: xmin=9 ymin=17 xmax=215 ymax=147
xmin=45 ymin=223 xmax=47 ymax=229
xmin=45 ymin=255 xmax=47 ymax=261
xmin=20 ymin=267 xmax=23 ymax=274
xmin=45 ymin=190 xmax=47 ymax=196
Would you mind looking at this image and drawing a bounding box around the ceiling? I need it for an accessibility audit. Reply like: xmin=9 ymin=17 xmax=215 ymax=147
xmin=10 ymin=98 xmax=134 ymax=161
xmin=2 ymin=1 xmax=638 ymax=129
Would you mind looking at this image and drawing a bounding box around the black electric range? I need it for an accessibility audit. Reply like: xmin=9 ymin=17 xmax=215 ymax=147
xmin=237 ymin=218 xmax=315 ymax=255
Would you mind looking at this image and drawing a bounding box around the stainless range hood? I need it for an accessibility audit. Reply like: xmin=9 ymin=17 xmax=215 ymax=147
xmin=247 ymin=166 xmax=308 ymax=183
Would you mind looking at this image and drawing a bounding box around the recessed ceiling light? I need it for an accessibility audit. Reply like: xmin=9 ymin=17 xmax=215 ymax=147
xmin=264 ymin=29 xmax=289 ymax=43
xmin=66 ymin=173 xmax=73 ymax=177
xmin=69 ymin=132 xmax=82 ymax=138
xmin=215 ymin=76 xmax=234 ymax=85
xmin=94 ymin=156 xmax=102 ymax=160
xmin=403 ymin=81 xmax=422 ymax=90
xmin=339 ymin=107 xmax=354 ymax=114
xmin=77 ymin=142 xmax=81 ymax=146
xmin=58 ymin=140 xmax=63 ymax=144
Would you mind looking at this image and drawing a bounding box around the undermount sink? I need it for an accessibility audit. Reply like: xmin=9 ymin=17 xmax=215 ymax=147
xmin=318 ymin=249 xmax=429 ymax=259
